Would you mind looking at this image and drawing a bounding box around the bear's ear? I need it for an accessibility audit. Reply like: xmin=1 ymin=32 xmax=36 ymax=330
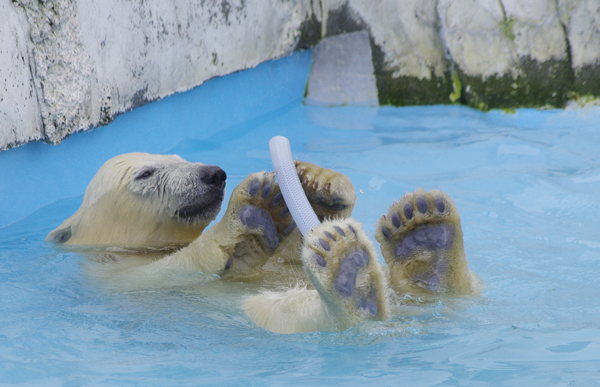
xmin=46 ymin=226 xmax=72 ymax=244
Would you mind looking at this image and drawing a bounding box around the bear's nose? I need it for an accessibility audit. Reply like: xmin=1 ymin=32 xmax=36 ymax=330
xmin=201 ymin=166 xmax=227 ymax=189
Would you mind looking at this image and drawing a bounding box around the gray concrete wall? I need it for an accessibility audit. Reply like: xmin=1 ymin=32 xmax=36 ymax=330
xmin=2 ymin=0 xmax=600 ymax=150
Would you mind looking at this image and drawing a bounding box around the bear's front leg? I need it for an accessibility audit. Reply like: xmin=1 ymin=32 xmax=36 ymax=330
xmin=218 ymin=171 xmax=296 ymax=274
xmin=264 ymin=161 xmax=358 ymax=268
xmin=159 ymin=172 xmax=295 ymax=274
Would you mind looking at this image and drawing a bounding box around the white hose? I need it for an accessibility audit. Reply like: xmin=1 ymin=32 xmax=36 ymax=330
xmin=269 ymin=136 xmax=320 ymax=237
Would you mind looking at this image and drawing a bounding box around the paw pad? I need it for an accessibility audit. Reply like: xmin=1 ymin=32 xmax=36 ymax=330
xmin=434 ymin=198 xmax=445 ymax=212
xmin=333 ymin=225 xmax=345 ymax=237
xmin=239 ymin=206 xmax=279 ymax=250
xmin=416 ymin=197 xmax=428 ymax=213
xmin=394 ymin=223 xmax=453 ymax=259
xmin=392 ymin=212 xmax=401 ymax=228
xmin=413 ymin=273 xmax=441 ymax=291
xmin=248 ymin=180 xmax=260 ymax=196
xmin=261 ymin=183 xmax=271 ymax=199
xmin=282 ymin=221 xmax=296 ymax=236
xmin=318 ymin=238 xmax=330 ymax=251
xmin=314 ymin=253 xmax=326 ymax=267
xmin=376 ymin=189 xmax=469 ymax=294
xmin=271 ymin=193 xmax=283 ymax=206
xmin=404 ymin=203 xmax=413 ymax=219
xmin=324 ymin=231 xmax=336 ymax=241
xmin=334 ymin=249 xmax=369 ymax=297
xmin=357 ymin=287 xmax=378 ymax=316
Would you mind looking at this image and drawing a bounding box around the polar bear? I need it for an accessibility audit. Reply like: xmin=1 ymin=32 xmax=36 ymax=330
xmin=47 ymin=152 xmax=479 ymax=334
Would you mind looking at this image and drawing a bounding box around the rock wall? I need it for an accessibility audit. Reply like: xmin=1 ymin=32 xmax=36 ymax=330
xmin=1 ymin=0 xmax=320 ymax=150
xmin=0 ymin=1 xmax=44 ymax=148
xmin=322 ymin=0 xmax=454 ymax=106
xmin=1 ymin=0 xmax=600 ymax=150
xmin=558 ymin=0 xmax=600 ymax=96
xmin=321 ymin=0 xmax=600 ymax=110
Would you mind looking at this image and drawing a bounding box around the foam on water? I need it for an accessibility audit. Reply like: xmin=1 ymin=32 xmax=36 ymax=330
xmin=2 ymin=51 xmax=600 ymax=385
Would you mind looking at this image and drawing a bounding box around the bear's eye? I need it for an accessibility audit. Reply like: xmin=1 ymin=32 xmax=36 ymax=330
xmin=136 ymin=169 xmax=155 ymax=180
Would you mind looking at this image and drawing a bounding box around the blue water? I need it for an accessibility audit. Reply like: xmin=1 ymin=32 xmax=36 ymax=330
xmin=2 ymin=51 xmax=600 ymax=385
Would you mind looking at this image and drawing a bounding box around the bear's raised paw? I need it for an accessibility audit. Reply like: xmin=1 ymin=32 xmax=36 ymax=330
xmin=376 ymin=189 xmax=476 ymax=295
xmin=223 ymin=172 xmax=296 ymax=272
xmin=295 ymin=161 xmax=356 ymax=220
xmin=302 ymin=219 xmax=389 ymax=329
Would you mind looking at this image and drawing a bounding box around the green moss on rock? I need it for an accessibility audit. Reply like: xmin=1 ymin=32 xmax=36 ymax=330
xmin=370 ymin=38 xmax=454 ymax=106
xmin=460 ymin=57 xmax=574 ymax=110
xmin=309 ymin=3 xmax=592 ymax=111
xmin=324 ymin=3 xmax=454 ymax=107
xmin=375 ymin=70 xmax=454 ymax=106
xmin=449 ymin=70 xmax=462 ymax=103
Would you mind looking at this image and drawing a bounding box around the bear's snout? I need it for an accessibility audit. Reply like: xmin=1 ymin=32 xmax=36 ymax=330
xmin=200 ymin=166 xmax=227 ymax=189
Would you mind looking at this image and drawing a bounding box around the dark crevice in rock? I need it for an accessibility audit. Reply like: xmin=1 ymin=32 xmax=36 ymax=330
xmin=325 ymin=2 xmax=365 ymax=37
xmin=555 ymin=0 xmax=574 ymax=78
xmin=573 ymin=64 xmax=600 ymax=97
xmin=295 ymin=11 xmax=322 ymax=51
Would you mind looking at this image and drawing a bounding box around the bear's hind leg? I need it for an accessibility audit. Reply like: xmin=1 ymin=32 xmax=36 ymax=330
xmin=302 ymin=219 xmax=390 ymax=330
xmin=375 ymin=189 xmax=479 ymax=296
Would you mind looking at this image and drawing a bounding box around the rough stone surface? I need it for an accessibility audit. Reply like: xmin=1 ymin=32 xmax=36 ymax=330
xmin=318 ymin=0 xmax=599 ymax=109
xmin=0 ymin=0 xmax=43 ymax=149
xmin=305 ymin=31 xmax=377 ymax=106
xmin=3 ymin=0 xmax=600 ymax=150
xmin=438 ymin=0 xmax=572 ymax=110
xmin=1 ymin=0 xmax=321 ymax=150
xmin=558 ymin=0 xmax=600 ymax=95
xmin=15 ymin=0 xmax=97 ymax=145
xmin=75 ymin=0 xmax=319 ymax=131
xmin=321 ymin=0 xmax=454 ymax=105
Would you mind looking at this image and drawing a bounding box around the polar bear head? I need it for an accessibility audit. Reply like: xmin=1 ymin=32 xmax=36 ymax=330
xmin=46 ymin=152 xmax=227 ymax=247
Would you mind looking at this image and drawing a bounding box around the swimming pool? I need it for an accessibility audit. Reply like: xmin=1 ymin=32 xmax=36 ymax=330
xmin=2 ymin=50 xmax=600 ymax=385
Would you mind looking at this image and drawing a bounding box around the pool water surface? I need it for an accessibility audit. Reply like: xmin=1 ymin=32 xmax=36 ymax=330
xmin=2 ymin=51 xmax=600 ymax=386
